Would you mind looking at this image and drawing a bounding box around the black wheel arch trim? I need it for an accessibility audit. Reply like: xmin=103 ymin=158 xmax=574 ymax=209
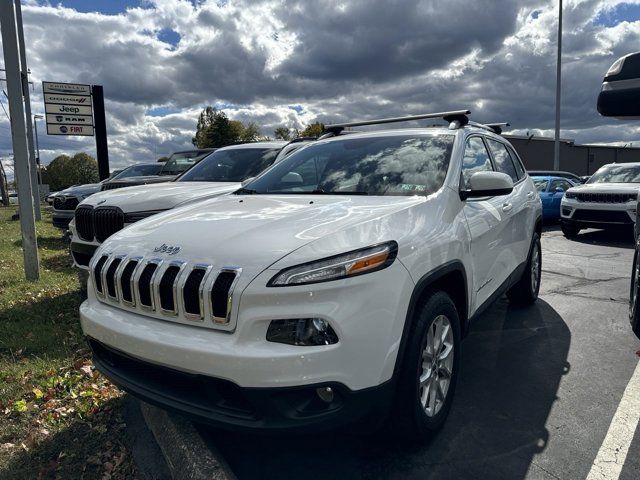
xmin=393 ymin=260 xmax=468 ymax=377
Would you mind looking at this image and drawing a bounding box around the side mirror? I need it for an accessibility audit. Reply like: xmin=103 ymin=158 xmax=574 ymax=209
xmin=241 ymin=177 xmax=255 ymax=187
xmin=461 ymin=171 xmax=514 ymax=200
xmin=281 ymin=172 xmax=303 ymax=184
xmin=598 ymin=52 xmax=640 ymax=118
xmin=555 ymin=187 xmax=565 ymax=193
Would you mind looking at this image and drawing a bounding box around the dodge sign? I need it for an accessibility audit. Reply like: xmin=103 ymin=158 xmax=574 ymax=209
xmin=42 ymin=81 xmax=94 ymax=136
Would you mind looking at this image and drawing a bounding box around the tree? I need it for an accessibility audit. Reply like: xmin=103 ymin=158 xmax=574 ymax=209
xmin=274 ymin=127 xmax=291 ymax=141
xmin=192 ymin=107 xmax=266 ymax=148
xmin=157 ymin=156 xmax=170 ymax=162
xmin=299 ymin=122 xmax=325 ymax=138
xmin=41 ymin=153 xmax=99 ymax=191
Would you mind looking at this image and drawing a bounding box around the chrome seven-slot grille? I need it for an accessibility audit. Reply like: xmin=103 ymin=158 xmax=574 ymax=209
xmin=75 ymin=205 xmax=125 ymax=243
xmin=576 ymin=192 xmax=637 ymax=203
xmin=91 ymin=252 xmax=241 ymax=328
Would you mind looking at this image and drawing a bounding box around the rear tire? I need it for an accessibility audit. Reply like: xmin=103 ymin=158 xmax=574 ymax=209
xmin=391 ymin=291 xmax=461 ymax=443
xmin=507 ymin=232 xmax=541 ymax=306
xmin=561 ymin=223 xmax=580 ymax=238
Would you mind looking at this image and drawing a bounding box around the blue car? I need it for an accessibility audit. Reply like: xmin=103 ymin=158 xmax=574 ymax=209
xmin=531 ymin=175 xmax=578 ymax=221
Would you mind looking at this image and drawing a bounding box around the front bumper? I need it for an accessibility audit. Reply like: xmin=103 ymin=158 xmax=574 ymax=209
xmin=80 ymin=260 xmax=413 ymax=392
xmin=560 ymin=198 xmax=636 ymax=228
xmin=52 ymin=209 xmax=74 ymax=229
xmin=88 ymin=337 xmax=394 ymax=432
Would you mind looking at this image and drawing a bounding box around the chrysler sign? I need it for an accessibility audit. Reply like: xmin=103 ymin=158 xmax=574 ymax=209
xmin=42 ymin=81 xmax=94 ymax=136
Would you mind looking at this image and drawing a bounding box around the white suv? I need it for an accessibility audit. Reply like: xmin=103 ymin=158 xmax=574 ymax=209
xmin=80 ymin=111 xmax=542 ymax=440
xmin=560 ymin=162 xmax=640 ymax=237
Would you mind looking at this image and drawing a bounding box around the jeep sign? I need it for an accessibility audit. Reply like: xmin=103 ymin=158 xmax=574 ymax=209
xmin=42 ymin=81 xmax=94 ymax=136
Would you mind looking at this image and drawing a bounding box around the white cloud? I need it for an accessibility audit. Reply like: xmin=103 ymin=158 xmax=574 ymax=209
xmin=0 ymin=0 xmax=636 ymax=170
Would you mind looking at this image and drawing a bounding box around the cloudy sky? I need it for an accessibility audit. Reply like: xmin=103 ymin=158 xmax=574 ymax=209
xmin=2 ymin=0 xmax=640 ymax=172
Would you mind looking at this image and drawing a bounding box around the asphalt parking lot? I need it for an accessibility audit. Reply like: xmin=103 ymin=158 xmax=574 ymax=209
xmin=200 ymin=226 xmax=640 ymax=480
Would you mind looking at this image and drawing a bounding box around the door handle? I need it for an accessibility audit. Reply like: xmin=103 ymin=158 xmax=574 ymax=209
xmin=502 ymin=202 xmax=513 ymax=212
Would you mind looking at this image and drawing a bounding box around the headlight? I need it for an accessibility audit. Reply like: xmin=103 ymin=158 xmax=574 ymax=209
xmin=123 ymin=210 xmax=168 ymax=223
xmin=565 ymin=191 xmax=577 ymax=199
xmin=268 ymin=241 xmax=398 ymax=287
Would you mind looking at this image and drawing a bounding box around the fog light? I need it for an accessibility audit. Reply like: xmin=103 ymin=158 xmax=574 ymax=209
xmin=266 ymin=318 xmax=339 ymax=346
xmin=316 ymin=387 xmax=334 ymax=403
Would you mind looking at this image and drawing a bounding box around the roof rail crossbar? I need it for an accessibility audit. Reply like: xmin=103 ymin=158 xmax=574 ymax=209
xmin=324 ymin=110 xmax=471 ymax=134
xmin=468 ymin=121 xmax=510 ymax=135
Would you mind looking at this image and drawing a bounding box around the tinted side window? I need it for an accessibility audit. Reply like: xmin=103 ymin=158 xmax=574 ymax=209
xmin=487 ymin=139 xmax=518 ymax=182
xmin=506 ymin=145 xmax=526 ymax=179
xmin=462 ymin=137 xmax=493 ymax=188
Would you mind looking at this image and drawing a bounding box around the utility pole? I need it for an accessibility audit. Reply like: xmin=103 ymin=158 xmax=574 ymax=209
xmin=0 ymin=0 xmax=39 ymax=280
xmin=14 ymin=0 xmax=40 ymax=220
xmin=92 ymin=85 xmax=110 ymax=180
xmin=553 ymin=0 xmax=563 ymax=171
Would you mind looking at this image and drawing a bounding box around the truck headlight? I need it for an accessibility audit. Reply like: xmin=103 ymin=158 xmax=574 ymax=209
xmin=268 ymin=241 xmax=398 ymax=286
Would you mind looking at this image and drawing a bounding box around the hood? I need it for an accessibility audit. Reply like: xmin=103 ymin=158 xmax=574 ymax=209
xmin=104 ymin=194 xmax=426 ymax=273
xmin=81 ymin=181 xmax=239 ymax=212
xmin=568 ymin=183 xmax=640 ymax=193
xmin=59 ymin=183 xmax=101 ymax=198
xmin=104 ymin=175 xmax=177 ymax=186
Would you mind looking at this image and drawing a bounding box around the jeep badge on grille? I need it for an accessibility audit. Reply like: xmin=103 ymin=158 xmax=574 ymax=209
xmin=154 ymin=244 xmax=181 ymax=255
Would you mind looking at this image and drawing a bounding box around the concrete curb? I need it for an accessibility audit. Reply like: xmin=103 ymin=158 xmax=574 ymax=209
xmin=140 ymin=401 xmax=235 ymax=480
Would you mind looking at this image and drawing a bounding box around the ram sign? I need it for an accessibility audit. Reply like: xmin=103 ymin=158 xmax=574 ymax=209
xmin=42 ymin=81 xmax=94 ymax=136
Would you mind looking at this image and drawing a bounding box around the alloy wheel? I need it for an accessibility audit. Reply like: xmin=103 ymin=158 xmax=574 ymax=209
xmin=531 ymin=242 xmax=541 ymax=294
xmin=419 ymin=315 xmax=454 ymax=417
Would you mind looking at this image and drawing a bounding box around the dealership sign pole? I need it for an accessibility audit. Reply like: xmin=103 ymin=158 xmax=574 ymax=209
xmin=42 ymin=81 xmax=109 ymax=180
xmin=0 ymin=0 xmax=39 ymax=280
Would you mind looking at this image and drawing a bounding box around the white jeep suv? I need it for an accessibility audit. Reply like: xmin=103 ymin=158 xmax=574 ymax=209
xmin=80 ymin=111 xmax=542 ymax=440
xmin=560 ymin=162 xmax=640 ymax=237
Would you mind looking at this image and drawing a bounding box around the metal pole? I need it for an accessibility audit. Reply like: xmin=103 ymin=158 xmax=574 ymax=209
xmin=92 ymin=85 xmax=110 ymax=180
xmin=0 ymin=0 xmax=39 ymax=280
xmin=33 ymin=115 xmax=41 ymax=183
xmin=553 ymin=0 xmax=563 ymax=171
xmin=14 ymin=0 xmax=40 ymax=220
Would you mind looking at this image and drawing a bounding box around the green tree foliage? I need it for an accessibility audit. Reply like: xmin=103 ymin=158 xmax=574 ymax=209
xmin=298 ymin=122 xmax=325 ymax=138
xmin=273 ymin=127 xmax=291 ymax=141
xmin=192 ymin=107 xmax=264 ymax=148
xmin=157 ymin=156 xmax=170 ymax=162
xmin=41 ymin=153 xmax=99 ymax=191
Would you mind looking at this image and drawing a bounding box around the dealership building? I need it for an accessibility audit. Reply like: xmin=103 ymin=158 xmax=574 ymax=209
xmin=505 ymin=135 xmax=640 ymax=176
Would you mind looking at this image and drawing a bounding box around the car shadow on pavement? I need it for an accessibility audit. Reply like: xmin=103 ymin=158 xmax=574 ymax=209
xmin=566 ymin=228 xmax=635 ymax=249
xmin=201 ymin=297 xmax=570 ymax=480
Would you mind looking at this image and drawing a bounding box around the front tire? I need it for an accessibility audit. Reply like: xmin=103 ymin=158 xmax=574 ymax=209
xmin=507 ymin=232 xmax=541 ymax=306
xmin=561 ymin=223 xmax=580 ymax=238
xmin=392 ymin=291 xmax=461 ymax=442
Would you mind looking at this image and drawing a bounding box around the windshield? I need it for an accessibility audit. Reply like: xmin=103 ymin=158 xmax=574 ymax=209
xmin=178 ymin=148 xmax=280 ymax=183
xmin=160 ymin=151 xmax=211 ymax=175
xmin=112 ymin=164 xmax=162 ymax=179
xmin=532 ymin=177 xmax=549 ymax=192
xmin=587 ymin=164 xmax=640 ymax=184
xmin=242 ymin=134 xmax=455 ymax=196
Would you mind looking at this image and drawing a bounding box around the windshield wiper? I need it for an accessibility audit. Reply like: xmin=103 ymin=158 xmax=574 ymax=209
xmin=235 ymin=187 xmax=258 ymax=195
xmin=273 ymin=189 xmax=369 ymax=195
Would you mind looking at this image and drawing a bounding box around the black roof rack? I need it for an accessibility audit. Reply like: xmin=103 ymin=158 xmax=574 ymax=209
xmin=324 ymin=110 xmax=471 ymax=135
